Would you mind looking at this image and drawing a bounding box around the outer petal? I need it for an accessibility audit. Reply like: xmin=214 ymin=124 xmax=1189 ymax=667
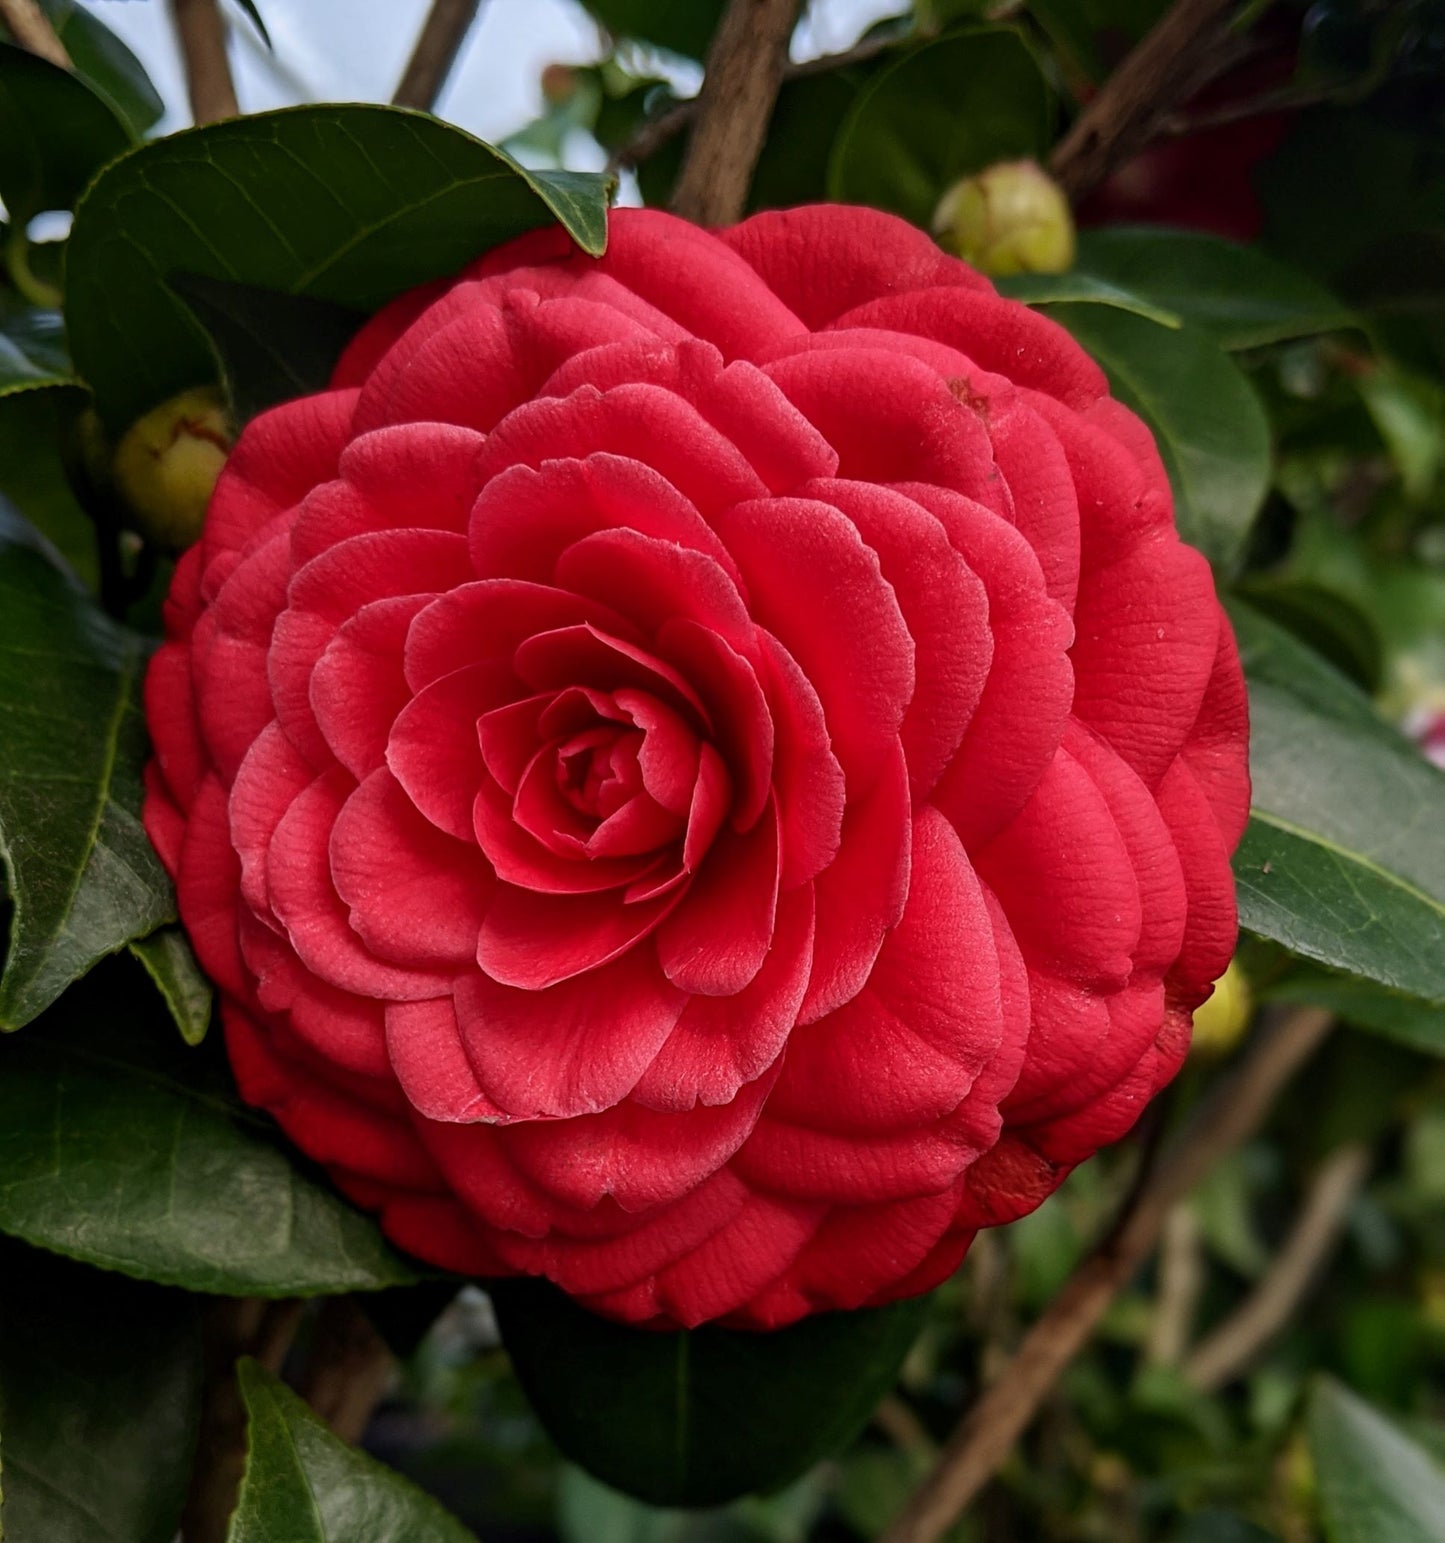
xmin=719 ymin=204 xmax=991 ymax=330
xmin=454 ymin=951 xmax=688 ymax=1118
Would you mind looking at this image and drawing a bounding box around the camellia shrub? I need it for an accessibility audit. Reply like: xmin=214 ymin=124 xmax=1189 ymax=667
xmin=0 ymin=1 xmax=1442 ymax=1541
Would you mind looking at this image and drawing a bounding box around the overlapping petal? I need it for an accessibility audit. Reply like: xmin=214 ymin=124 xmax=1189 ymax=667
xmin=144 ymin=203 xmax=1248 ymax=1332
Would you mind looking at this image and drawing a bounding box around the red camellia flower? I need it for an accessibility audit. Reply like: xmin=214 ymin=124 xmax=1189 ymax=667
xmin=143 ymin=205 xmax=1249 ymax=1330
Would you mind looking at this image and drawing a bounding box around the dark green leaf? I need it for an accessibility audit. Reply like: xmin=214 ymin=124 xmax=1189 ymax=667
xmin=1070 ymin=228 xmax=1354 ymax=351
xmin=0 ymin=385 xmax=98 ymax=588
xmin=0 ymin=306 xmax=69 ymax=390
xmin=580 ymin=0 xmax=725 ymax=58
xmin=995 ymin=271 xmax=1182 ymax=329
xmin=0 ymin=504 xmax=172 ymax=1029
xmin=1023 ymin=0 xmax=1103 ymax=82
xmin=0 ymin=956 xmax=422 ymax=1294
xmin=491 ymin=1278 xmax=929 ymax=1507
xmin=130 ymin=924 xmax=214 ymax=1045
xmin=1170 ymin=1512 xmax=1280 ymax=1543
xmin=228 ymin=1359 xmax=477 ymax=1542
xmin=827 ymin=28 xmax=1054 ymax=228
xmin=1307 ymin=1377 xmax=1445 ymax=1542
xmin=1265 ymin=969 xmax=1445 ymax=1058
xmin=0 ymin=41 xmax=131 ymax=224
xmin=1258 ymin=110 xmax=1445 ymax=378
xmin=1232 ymin=577 xmax=1383 ymax=693
xmin=168 ymin=273 xmax=367 ymax=425
xmin=750 ymin=70 xmax=869 ymax=214
xmin=1260 ymin=110 xmax=1445 ymax=288
xmin=66 ymin=105 xmax=614 ymax=431
xmin=36 ymin=0 xmax=165 ymax=136
xmin=0 ymin=1241 xmax=201 ymax=1543
xmin=1231 ymin=603 xmax=1445 ymax=1013
xmin=1356 ymin=365 xmax=1443 ymax=505
xmin=1045 ymin=304 xmax=1271 ymax=566
xmin=557 ymin=1464 xmax=828 ymax=1543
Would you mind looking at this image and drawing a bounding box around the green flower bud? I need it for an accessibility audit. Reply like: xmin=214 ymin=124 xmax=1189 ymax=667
xmin=112 ymin=387 xmax=232 ymax=550
xmin=1190 ymin=959 xmax=1253 ymax=1057
xmin=932 ymin=159 xmax=1076 ymax=277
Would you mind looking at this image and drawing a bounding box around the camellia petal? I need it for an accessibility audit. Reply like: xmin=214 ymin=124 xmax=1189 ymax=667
xmin=143 ymin=203 xmax=1247 ymax=1332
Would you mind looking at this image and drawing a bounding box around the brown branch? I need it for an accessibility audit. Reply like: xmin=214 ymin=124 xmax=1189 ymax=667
xmin=169 ymin=0 xmax=239 ymax=124
xmin=1158 ymin=81 xmax=1340 ymax=136
xmin=1184 ymin=1141 xmax=1369 ymax=1392
xmin=610 ymin=28 xmax=900 ymax=176
xmin=875 ymin=1394 xmax=938 ymax=1458
xmin=392 ymin=0 xmax=483 ymax=112
xmin=180 ymin=1298 xmax=304 ymax=1543
xmin=879 ymin=1006 xmax=1336 ymax=1543
xmin=0 ymin=0 xmax=71 ymax=68
xmin=1144 ymin=1203 xmax=1205 ymax=1367
xmin=297 ymin=1296 xmax=395 ymax=1445
xmin=670 ymin=0 xmax=805 ymax=225
xmin=1048 ymin=0 xmax=1247 ymax=202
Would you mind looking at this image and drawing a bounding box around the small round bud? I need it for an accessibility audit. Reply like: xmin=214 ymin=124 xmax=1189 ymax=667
xmin=112 ymin=387 xmax=231 ymax=550
xmin=1190 ymin=959 xmax=1253 ymax=1057
xmin=932 ymin=159 xmax=1076 ymax=276
xmin=541 ymin=63 xmax=578 ymax=105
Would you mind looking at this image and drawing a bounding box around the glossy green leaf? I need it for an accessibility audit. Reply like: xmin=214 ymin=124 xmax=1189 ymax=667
xmin=827 ymin=28 xmax=1054 ymax=228
xmin=995 ymin=271 xmax=1181 ymax=329
xmin=66 ymin=105 xmax=614 ymax=431
xmin=1356 ymin=365 xmax=1443 ymax=504
xmin=1045 ymin=304 xmax=1271 ymax=566
xmin=0 ymin=306 xmax=69 ymax=391
xmin=0 ymin=385 xmax=98 ymax=588
xmin=0 ymin=1242 xmax=202 ymax=1543
xmin=1232 ymin=577 xmax=1383 ymax=694
xmin=0 ymin=504 xmax=172 ymax=1029
xmin=1231 ymin=603 xmax=1445 ymax=1012
xmin=34 ymin=0 xmax=165 ymax=136
xmin=1307 ymin=1378 xmax=1445 ymax=1542
xmin=750 ymin=69 xmax=870 ymax=214
xmin=1070 ymin=228 xmax=1354 ymax=351
xmin=557 ymin=1464 xmax=828 ymax=1543
xmin=0 ymin=957 xmax=422 ymax=1294
xmin=1171 ymin=1513 xmax=1280 ymax=1543
xmin=580 ymin=0 xmax=725 ymax=58
xmin=130 ymin=923 xmax=214 ymax=1046
xmin=491 ymin=1278 xmax=929 ymax=1507
xmin=169 ymin=273 xmax=368 ymax=425
xmin=229 ymin=1359 xmax=476 ymax=1543
xmin=0 ymin=42 xmax=131 ymax=223
xmin=1265 ymin=969 xmax=1445 ymax=1057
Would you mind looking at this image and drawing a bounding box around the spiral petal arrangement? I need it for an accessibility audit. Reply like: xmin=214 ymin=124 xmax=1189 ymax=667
xmin=144 ymin=205 xmax=1249 ymax=1330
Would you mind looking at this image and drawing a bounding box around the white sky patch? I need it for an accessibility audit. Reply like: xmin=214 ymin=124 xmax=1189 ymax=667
xmin=80 ymin=0 xmax=905 ymax=152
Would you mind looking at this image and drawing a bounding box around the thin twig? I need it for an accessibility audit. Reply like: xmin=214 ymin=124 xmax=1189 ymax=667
xmin=1185 ymin=1142 xmax=1369 ymax=1392
xmin=879 ymin=1006 xmax=1335 ymax=1543
xmin=875 ymin=1394 xmax=938 ymax=1458
xmin=169 ymin=0 xmax=239 ymax=124
xmin=1158 ymin=81 xmax=1344 ymax=136
xmin=1048 ymin=0 xmax=1247 ymax=201
xmin=670 ymin=0 xmax=805 ymax=225
xmin=1144 ymin=1204 xmax=1205 ymax=1367
xmin=609 ymin=27 xmax=901 ymax=175
xmin=0 ymin=0 xmax=70 ymax=67
xmin=392 ymin=0 xmax=483 ymax=112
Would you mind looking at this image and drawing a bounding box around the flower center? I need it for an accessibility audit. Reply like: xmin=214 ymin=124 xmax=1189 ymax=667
xmin=555 ymin=727 xmax=643 ymax=821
